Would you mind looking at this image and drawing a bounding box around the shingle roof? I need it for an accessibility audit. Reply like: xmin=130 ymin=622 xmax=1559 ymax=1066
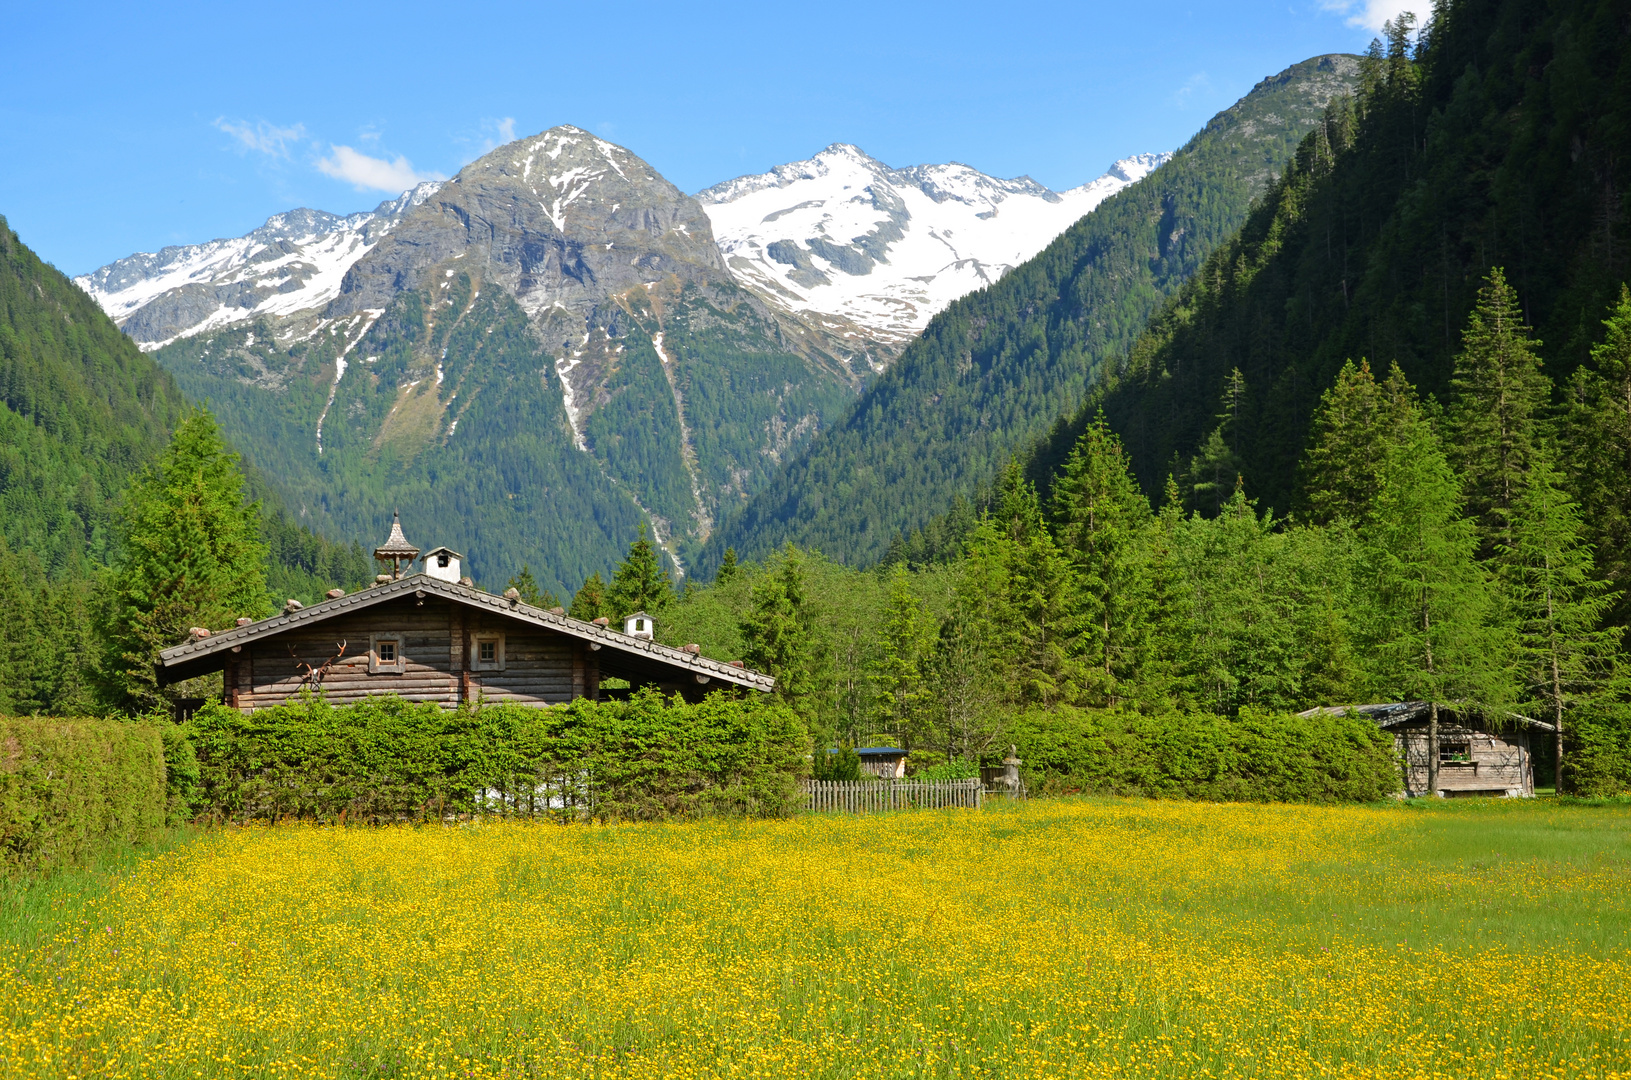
xmin=157 ymin=574 xmax=775 ymax=692
xmin=1297 ymin=701 xmax=1556 ymax=733
xmin=373 ymin=511 xmax=420 ymax=559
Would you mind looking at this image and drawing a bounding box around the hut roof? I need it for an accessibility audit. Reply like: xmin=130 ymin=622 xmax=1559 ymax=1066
xmin=1297 ymin=701 xmax=1557 ymax=733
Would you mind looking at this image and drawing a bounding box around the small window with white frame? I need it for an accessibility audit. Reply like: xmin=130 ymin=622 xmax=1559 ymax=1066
xmin=370 ymin=633 xmax=406 ymax=674
xmin=471 ymin=633 xmax=505 ymax=672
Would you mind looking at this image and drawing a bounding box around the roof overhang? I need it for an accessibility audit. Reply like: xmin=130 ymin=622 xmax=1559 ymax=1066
xmin=157 ymin=575 xmax=775 ymax=693
xmin=1297 ymin=701 xmax=1557 ymax=734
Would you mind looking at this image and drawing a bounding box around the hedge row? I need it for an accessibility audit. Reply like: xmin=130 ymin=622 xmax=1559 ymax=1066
xmin=0 ymin=717 xmax=167 ymax=875
xmin=1008 ymin=706 xmax=1401 ymax=802
xmin=189 ymin=689 xmax=808 ymax=822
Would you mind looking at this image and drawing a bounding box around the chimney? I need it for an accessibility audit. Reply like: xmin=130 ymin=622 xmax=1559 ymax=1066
xmin=623 ymin=611 xmax=654 ymax=639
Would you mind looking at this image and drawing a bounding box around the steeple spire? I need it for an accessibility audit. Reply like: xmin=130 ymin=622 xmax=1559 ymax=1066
xmin=373 ymin=510 xmax=420 ymax=579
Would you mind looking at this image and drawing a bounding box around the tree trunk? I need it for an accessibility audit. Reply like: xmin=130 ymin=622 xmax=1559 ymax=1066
xmin=1428 ymin=700 xmax=1440 ymax=798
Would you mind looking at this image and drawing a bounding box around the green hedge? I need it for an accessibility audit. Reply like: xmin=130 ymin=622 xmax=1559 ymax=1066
xmin=1008 ymin=706 xmax=1400 ymax=803
xmin=0 ymin=718 xmax=166 ymax=874
xmin=189 ymin=689 xmax=808 ymax=823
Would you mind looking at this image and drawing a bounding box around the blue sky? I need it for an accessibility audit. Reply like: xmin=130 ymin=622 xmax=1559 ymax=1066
xmin=1 ymin=0 xmax=1422 ymax=276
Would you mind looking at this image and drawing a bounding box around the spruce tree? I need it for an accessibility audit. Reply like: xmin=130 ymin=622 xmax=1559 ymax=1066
xmin=1446 ymin=267 xmax=1552 ymax=556
xmin=1360 ymin=418 xmax=1509 ymax=795
xmin=715 ymin=547 xmax=740 ymax=585
xmin=1134 ymin=477 xmax=1196 ymax=707
xmin=1499 ymin=452 xmax=1622 ymax=792
xmin=1050 ymin=414 xmax=1155 ymax=705
xmin=568 ymin=572 xmax=606 ymax=622
xmin=604 ymin=524 xmax=675 ymax=619
xmin=98 ymin=410 xmax=269 ymax=712
xmin=1298 ymin=359 xmax=1420 ymax=525
xmin=1560 ymin=285 xmax=1631 ymax=624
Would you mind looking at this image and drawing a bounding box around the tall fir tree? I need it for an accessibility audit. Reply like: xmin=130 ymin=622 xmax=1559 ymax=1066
xmin=741 ymin=544 xmax=819 ymax=719
xmin=1049 ymin=414 xmax=1155 ymax=705
xmin=1498 ymin=452 xmax=1622 ymax=792
xmin=1298 ymin=359 xmax=1420 ymax=525
xmin=1560 ymin=284 xmax=1631 ymax=629
xmin=1446 ymin=267 xmax=1552 ymax=557
xmin=604 ymin=524 xmax=675 ymax=620
xmin=715 ymin=547 xmax=740 ymax=585
xmin=1360 ymin=417 xmax=1510 ymax=795
xmin=1184 ymin=367 xmax=1248 ymax=516
xmin=98 ymin=409 xmax=269 ymax=712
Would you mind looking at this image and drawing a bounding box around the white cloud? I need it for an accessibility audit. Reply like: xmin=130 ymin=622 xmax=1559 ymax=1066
xmin=1320 ymin=0 xmax=1430 ymax=32
xmin=496 ymin=117 xmax=516 ymax=144
xmin=1171 ymin=72 xmax=1213 ymax=108
xmin=316 ymin=145 xmax=445 ymax=192
xmin=214 ymin=118 xmax=306 ymax=157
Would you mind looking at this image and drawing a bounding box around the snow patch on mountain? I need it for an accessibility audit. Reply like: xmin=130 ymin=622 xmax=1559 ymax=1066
xmin=698 ymin=146 xmax=1170 ymax=346
xmin=75 ymin=182 xmax=441 ymax=349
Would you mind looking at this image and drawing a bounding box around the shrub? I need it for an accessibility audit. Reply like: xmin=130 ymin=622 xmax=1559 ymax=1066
xmin=0 ymin=717 xmax=166 ymax=874
xmin=1009 ymin=706 xmax=1399 ymax=803
xmin=190 ymin=689 xmax=808 ymax=823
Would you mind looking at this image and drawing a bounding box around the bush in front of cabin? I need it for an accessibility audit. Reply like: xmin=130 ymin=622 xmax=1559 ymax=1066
xmin=0 ymin=717 xmax=166 ymax=874
xmin=189 ymin=688 xmax=807 ymax=822
xmin=1008 ymin=706 xmax=1399 ymax=803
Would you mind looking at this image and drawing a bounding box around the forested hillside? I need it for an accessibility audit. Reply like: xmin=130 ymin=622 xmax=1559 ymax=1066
xmin=0 ymin=218 xmax=370 ymax=712
xmin=1070 ymin=0 xmax=1630 ymax=518
xmin=704 ymin=55 xmax=1361 ymax=570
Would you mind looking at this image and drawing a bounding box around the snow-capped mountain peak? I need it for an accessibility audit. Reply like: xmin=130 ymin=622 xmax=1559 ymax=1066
xmin=697 ymin=147 xmax=1171 ymax=347
xmin=74 ymin=181 xmax=442 ymax=349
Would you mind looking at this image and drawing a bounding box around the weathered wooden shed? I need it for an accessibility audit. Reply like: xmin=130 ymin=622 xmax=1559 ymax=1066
xmin=1299 ymin=702 xmax=1553 ymax=797
xmin=157 ymin=574 xmax=773 ymax=711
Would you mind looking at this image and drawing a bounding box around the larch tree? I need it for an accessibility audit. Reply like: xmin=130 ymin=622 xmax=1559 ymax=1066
xmin=1446 ymin=267 xmax=1552 ymax=557
xmin=98 ymin=409 xmax=269 ymax=712
xmin=1360 ymin=417 xmax=1510 ymax=796
xmin=1498 ymin=452 xmax=1621 ymax=792
xmin=873 ymin=565 xmax=929 ymax=744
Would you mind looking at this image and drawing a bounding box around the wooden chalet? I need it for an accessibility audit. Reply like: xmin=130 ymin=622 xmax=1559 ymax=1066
xmin=1299 ymin=702 xmax=1554 ymax=797
xmin=157 ymin=517 xmax=773 ymax=711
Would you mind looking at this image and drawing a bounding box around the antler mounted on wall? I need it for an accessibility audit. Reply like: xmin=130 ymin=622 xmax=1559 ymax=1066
xmin=291 ymin=641 xmax=348 ymax=688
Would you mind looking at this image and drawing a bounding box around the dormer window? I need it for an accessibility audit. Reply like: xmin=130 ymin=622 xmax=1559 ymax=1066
xmin=369 ymin=633 xmax=405 ymax=674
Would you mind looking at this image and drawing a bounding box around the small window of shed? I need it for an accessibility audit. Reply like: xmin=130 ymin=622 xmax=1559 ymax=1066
xmin=471 ymin=633 xmax=505 ymax=672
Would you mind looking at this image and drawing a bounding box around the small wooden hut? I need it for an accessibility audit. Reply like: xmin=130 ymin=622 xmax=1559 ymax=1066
xmin=1299 ymin=702 xmax=1554 ymax=797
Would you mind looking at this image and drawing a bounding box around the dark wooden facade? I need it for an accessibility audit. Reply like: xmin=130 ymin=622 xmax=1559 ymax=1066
xmin=161 ymin=576 xmax=773 ymax=710
xmin=1299 ymin=702 xmax=1553 ymax=798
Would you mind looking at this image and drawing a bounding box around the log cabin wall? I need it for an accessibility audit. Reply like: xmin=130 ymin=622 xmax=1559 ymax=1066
xmin=235 ymin=596 xmax=597 ymax=711
xmin=1394 ymin=722 xmax=1533 ymax=797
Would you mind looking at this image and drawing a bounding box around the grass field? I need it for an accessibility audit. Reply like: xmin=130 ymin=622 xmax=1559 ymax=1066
xmin=1 ymin=799 xmax=1627 ymax=1079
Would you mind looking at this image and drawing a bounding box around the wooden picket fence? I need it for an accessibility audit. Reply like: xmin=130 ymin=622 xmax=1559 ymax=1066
xmin=801 ymin=778 xmax=983 ymax=814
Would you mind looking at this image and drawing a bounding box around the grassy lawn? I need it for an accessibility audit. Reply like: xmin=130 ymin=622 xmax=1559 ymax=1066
xmin=1 ymin=798 xmax=1626 ymax=1079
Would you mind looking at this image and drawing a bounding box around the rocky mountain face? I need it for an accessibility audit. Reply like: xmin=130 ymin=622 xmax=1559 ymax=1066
xmin=115 ymin=128 xmax=859 ymax=594
xmin=75 ymin=183 xmax=441 ymax=348
xmin=699 ymin=147 xmax=1169 ymax=354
